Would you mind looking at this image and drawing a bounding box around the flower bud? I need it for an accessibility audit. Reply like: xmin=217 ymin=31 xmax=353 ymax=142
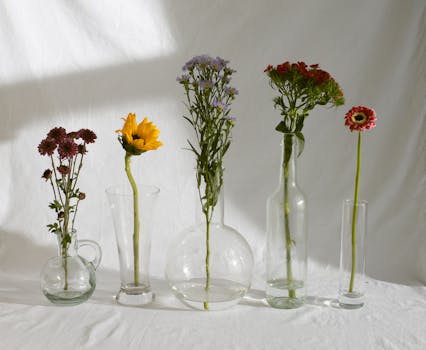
xmin=78 ymin=192 xmax=86 ymax=200
xmin=42 ymin=169 xmax=52 ymax=181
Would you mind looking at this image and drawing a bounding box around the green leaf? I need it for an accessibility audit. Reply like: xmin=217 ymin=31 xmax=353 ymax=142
xmin=295 ymin=132 xmax=305 ymax=157
xmin=275 ymin=121 xmax=291 ymax=133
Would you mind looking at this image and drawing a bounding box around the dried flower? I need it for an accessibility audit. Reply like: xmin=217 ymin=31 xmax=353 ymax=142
xmin=38 ymin=138 xmax=57 ymax=156
xmin=78 ymin=192 xmax=86 ymax=200
xmin=345 ymin=106 xmax=377 ymax=132
xmin=57 ymin=211 xmax=65 ymax=219
xmin=58 ymin=138 xmax=78 ymax=159
xmin=42 ymin=169 xmax=52 ymax=181
xmin=116 ymin=113 xmax=163 ymax=155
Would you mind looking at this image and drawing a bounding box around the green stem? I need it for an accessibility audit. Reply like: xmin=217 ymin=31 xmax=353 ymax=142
xmin=283 ymin=157 xmax=296 ymax=299
xmin=125 ymin=153 xmax=140 ymax=286
xmin=203 ymin=211 xmax=211 ymax=311
xmin=349 ymin=132 xmax=362 ymax=293
xmin=62 ymin=170 xmax=72 ymax=291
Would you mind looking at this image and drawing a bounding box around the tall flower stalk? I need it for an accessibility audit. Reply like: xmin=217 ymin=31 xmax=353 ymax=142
xmin=38 ymin=127 xmax=97 ymax=290
xmin=116 ymin=113 xmax=163 ymax=286
xmin=265 ymin=61 xmax=344 ymax=298
xmin=177 ymin=55 xmax=238 ymax=310
xmin=344 ymin=106 xmax=377 ymax=292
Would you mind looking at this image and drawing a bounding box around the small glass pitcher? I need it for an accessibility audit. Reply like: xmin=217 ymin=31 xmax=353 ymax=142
xmin=40 ymin=230 xmax=102 ymax=305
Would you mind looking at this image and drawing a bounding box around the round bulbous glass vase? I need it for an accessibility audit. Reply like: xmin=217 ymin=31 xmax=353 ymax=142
xmin=106 ymin=184 xmax=159 ymax=306
xmin=266 ymin=134 xmax=307 ymax=309
xmin=166 ymin=192 xmax=254 ymax=311
xmin=40 ymin=230 xmax=102 ymax=306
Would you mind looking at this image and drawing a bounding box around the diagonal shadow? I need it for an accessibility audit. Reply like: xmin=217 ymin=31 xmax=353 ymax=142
xmin=0 ymin=55 xmax=186 ymax=142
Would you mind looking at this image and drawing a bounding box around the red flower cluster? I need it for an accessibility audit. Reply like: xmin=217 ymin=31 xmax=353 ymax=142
xmin=38 ymin=127 xmax=97 ymax=158
xmin=264 ymin=61 xmax=332 ymax=86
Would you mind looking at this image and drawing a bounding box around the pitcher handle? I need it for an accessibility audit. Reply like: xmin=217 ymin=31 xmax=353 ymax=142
xmin=78 ymin=239 xmax=102 ymax=269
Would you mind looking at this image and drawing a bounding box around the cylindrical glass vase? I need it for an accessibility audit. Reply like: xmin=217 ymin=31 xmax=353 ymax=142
xmin=106 ymin=184 xmax=159 ymax=306
xmin=166 ymin=190 xmax=254 ymax=311
xmin=266 ymin=133 xmax=307 ymax=309
xmin=338 ymin=199 xmax=367 ymax=309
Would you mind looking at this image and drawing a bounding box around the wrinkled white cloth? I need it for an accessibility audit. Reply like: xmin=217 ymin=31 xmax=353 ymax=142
xmin=0 ymin=0 xmax=425 ymax=348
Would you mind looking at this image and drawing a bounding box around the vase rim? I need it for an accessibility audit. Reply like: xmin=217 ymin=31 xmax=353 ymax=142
xmin=105 ymin=184 xmax=160 ymax=197
xmin=343 ymin=198 xmax=368 ymax=205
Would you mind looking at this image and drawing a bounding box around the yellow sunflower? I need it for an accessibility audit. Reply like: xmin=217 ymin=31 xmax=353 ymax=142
xmin=117 ymin=113 xmax=163 ymax=155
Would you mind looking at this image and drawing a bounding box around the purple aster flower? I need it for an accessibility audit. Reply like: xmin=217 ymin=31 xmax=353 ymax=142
xmin=212 ymin=101 xmax=228 ymax=111
xmin=176 ymin=74 xmax=190 ymax=83
xmin=198 ymin=80 xmax=213 ymax=90
xmin=224 ymin=115 xmax=237 ymax=121
xmin=225 ymin=87 xmax=239 ymax=96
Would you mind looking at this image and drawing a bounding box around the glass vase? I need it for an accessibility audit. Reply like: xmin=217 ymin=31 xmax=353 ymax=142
xmin=166 ymin=190 xmax=254 ymax=311
xmin=40 ymin=230 xmax=102 ymax=305
xmin=266 ymin=133 xmax=307 ymax=309
xmin=338 ymin=199 xmax=367 ymax=309
xmin=106 ymin=184 xmax=159 ymax=306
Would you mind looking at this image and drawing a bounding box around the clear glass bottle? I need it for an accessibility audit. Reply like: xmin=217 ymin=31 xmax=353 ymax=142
xmin=166 ymin=190 xmax=254 ymax=311
xmin=266 ymin=133 xmax=307 ymax=309
xmin=338 ymin=199 xmax=367 ymax=309
xmin=40 ymin=230 xmax=102 ymax=305
xmin=106 ymin=184 xmax=159 ymax=306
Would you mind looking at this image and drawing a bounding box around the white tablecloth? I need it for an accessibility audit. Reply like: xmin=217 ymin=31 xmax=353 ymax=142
xmin=1 ymin=266 xmax=425 ymax=350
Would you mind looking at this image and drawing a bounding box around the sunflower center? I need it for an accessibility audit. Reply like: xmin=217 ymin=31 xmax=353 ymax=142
xmin=351 ymin=112 xmax=367 ymax=124
xmin=132 ymin=133 xmax=141 ymax=140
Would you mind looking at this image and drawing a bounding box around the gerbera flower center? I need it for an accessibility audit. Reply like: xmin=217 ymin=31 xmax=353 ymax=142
xmin=351 ymin=112 xmax=367 ymax=124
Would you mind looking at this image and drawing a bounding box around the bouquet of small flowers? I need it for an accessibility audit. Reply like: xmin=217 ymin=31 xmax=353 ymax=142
xmin=38 ymin=127 xmax=96 ymax=256
xmin=177 ymin=54 xmax=238 ymax=310
xmin=264 ymin=61 xmax=344 ymax=299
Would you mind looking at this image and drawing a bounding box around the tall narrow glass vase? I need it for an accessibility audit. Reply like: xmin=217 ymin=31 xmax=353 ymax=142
xmin=338 ymin=199 xmax=367 ymax=309
xmin=266 ymin=133 xmax=307 ymax=309
xmin=166 ymin=190 xmax=254 ymax=311
xmin=106 ymin=184 xmax=159 ymax=306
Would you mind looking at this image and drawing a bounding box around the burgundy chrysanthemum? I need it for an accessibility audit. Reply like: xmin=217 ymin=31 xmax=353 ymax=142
xmin=57 ymin=138 xmax=78 ymax=159
xmin=57 ymin=165 xmax=71 ymax=176
xmin=345 ymin=106 xmax=377 ymax=132
xmin=78 ymin=129 xmax=97 ymax=144
xmin=38 ymin=138 xmax=57 ymax=156
xmin=47 ymin=127 xmax=67 ymax=143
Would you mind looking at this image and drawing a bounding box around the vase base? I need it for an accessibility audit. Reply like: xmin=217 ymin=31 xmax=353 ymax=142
xmin=338 ymin=291 xmax=364 ymax=309
xmin=266 ymin=279 xmax=304 ymax=309
xmin=43 ymin=289 xmax=93 ymax=306
xmin=170 ymin=278 xmax=247 ymax=311
xmin=266 ymin=296 xmax=304 ymax=309
xmin=116 ymin=285 xmax=154 ymax=306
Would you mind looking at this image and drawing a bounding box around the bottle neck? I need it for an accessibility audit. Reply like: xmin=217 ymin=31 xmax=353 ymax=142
xmin=57 ymin=230 xmax=78 ymax=257
xmin=279 ymin=133 xmax=298 ymax=186
xmin=199 ymin=187 xmax=225 ymax=225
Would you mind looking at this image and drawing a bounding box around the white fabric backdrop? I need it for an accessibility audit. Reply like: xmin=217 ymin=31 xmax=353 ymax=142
xmin=0 ymin=0 xmax=425 ymax=348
